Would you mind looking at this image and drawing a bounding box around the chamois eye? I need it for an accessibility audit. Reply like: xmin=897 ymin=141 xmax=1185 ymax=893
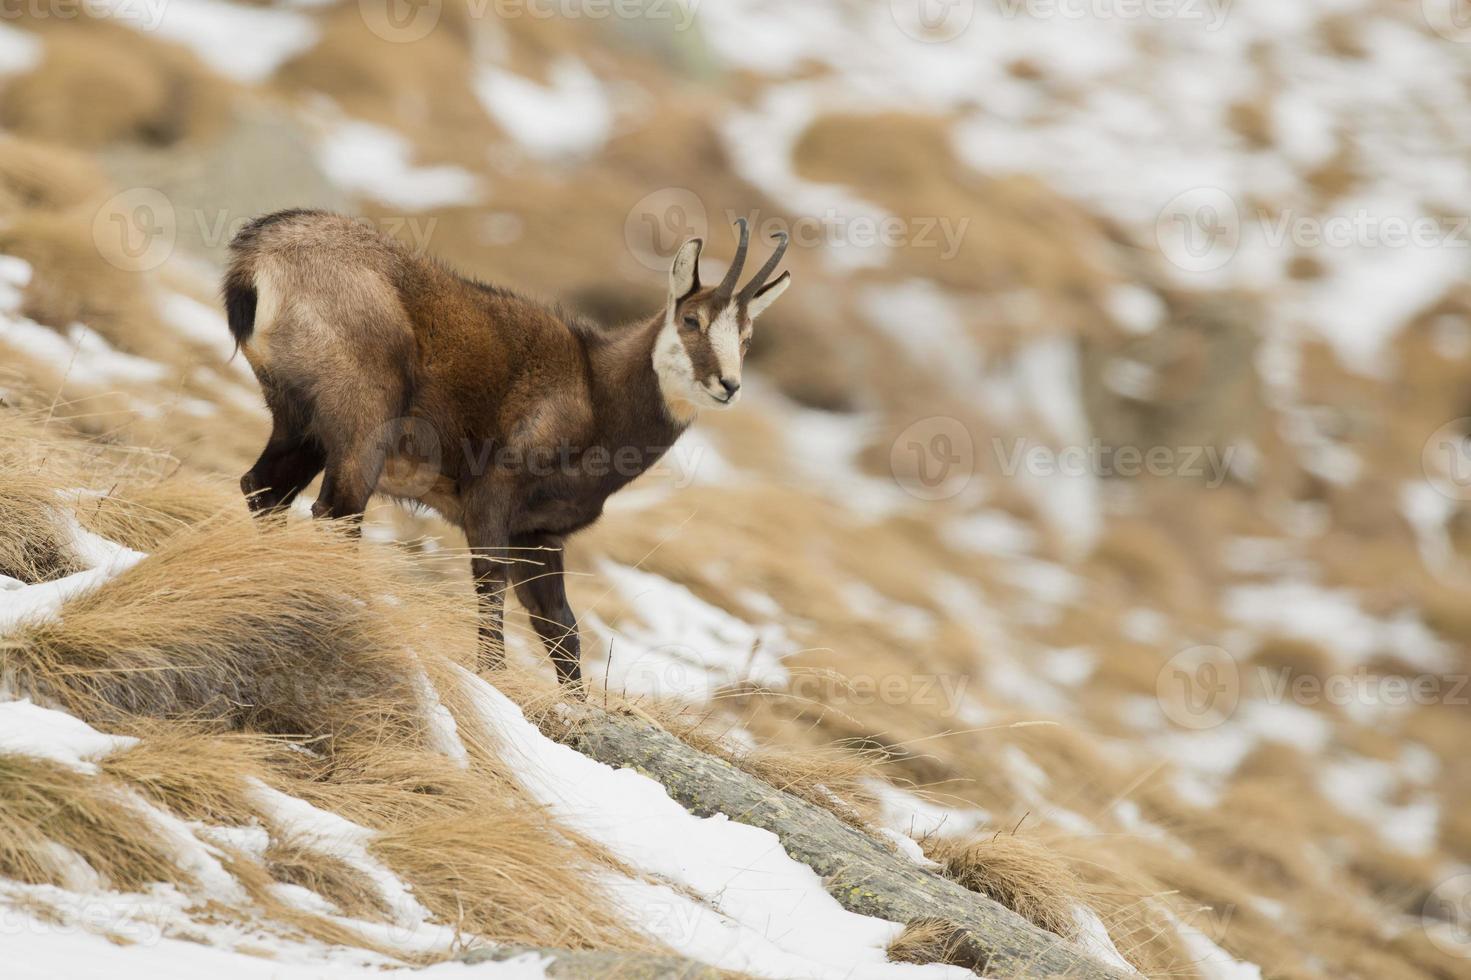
xmin=681 ymin=314 xmax=700 ymax=331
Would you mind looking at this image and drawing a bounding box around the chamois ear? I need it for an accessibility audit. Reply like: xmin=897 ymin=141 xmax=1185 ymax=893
xmin=669 ymin=238 xmax=702 ymax=303
xmin=746 ymin=271 xmax=790 ymax=319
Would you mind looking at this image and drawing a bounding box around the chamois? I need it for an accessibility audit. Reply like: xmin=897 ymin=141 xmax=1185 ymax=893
xmin=224 ymin=209 xmax=790 ymax=687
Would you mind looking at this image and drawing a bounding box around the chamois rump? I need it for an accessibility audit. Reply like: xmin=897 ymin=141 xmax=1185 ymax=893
xmin=223 ymin=209 xmax=790 ymax=687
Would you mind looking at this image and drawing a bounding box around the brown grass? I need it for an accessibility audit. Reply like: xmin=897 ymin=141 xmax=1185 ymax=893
xmin=0 ymin=135 xmax=108 ymax=215
xmin=262 ymin=838 xmax=393 ymax=922
xmin=0 ymin=415 xmax=659 ymax=958
xmin=1 ymin=514 xmax=461 ymax=744
xmin=924 ymin=832 xmax=1084 ymax=940
xmin=0 ymin=471 xmax=83 ymax=583
xmin=0 ymin=210 xmax=159 ymax=355
xmin=0 ymin=18 xmax=229 ymax=149
xmin=99 ymin=722 xmax=274 ymax=825
xmin=0 ymin=754 xmax=185 ymax=891
xmin=885 ymin=918 xmax=971 ymax=969
xmin=793 ymin=110 xmax=1114 ymax=303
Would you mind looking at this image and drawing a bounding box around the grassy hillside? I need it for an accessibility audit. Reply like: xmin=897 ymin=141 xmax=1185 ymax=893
xmin=1 ymin=2 xmax=1469 ymax=978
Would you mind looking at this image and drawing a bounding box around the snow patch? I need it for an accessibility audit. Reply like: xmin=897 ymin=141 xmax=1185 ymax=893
xmin=318 ymin=120 xmax=482 ymax=211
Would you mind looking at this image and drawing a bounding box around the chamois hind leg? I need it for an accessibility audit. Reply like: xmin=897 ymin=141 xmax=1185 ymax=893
xmin=311 ymin=427 xmax=390 ymax=528
xmin=511 ymin=533 xmax=582 ymax=690
xmin=241 ymin=383 xmax=325 ymax=516
xmin=308 ymin=373 xmax=405 ymax=528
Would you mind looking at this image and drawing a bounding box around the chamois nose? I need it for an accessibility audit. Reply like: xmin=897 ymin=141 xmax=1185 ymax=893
xmin=718 ymin=377 xmax=741 ymax=397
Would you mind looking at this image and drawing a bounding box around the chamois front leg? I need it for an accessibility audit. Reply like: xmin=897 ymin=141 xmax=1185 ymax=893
xmin=511 ymin=533 xmax=582 ymax=692
xmin=464 ymin=492 xmax=513 ymax=673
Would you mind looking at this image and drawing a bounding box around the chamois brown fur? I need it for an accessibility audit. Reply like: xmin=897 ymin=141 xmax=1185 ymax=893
xmin=223 ymin=209 xmax=790 ymax=686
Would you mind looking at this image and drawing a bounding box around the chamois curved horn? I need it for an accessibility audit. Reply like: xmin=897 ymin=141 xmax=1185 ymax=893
xmin=738 ymin=231 xmax=789 ymax=303
xmin=714 ymin=217 xmax=749 ymax=299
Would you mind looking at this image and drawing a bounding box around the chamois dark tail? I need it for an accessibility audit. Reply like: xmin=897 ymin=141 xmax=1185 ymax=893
xmin=223 ymin=209 xmax=326 ymax=354
xmin=222 ymin=268 xmax=257 ymax=353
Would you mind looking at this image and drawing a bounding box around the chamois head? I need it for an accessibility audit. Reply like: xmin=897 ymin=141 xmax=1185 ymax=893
xmin=655 ymin=218 xmax=791 ymax=414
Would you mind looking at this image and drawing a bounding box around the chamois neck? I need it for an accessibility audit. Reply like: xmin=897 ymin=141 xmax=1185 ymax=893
xmin=586 ymin=312 xmax=692 ymax=450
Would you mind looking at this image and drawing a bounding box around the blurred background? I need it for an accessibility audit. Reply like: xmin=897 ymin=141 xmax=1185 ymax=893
xmin=3 ymin=1 xmax=1471 ymax=975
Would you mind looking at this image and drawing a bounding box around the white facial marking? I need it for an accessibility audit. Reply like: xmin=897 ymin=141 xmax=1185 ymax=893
xmin=708 ymin=304 xmax=742 ymax=387
xmin=656 ymin=309 xmax=700 ymax=420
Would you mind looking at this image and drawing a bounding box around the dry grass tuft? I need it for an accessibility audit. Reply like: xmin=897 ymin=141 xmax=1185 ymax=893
xmin=885 ymin=918 xmax=970 ymax=968
xmin=1045 ymin=836 xmax=1200 ymax=978
xmin=1 ymin=514 xmax=464 ymax=747
xmin=0 ymin=754 xmax=184 ymax=891
xmin=100 ymin=722 xmax=276 ymax=825
xmin=263 ymin=838 xmax=393 ymax=922
xmin=923 ymin=832 xmax=1084 ymax=941
xmin=0 ymin=474 xmax=82 ymax=583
